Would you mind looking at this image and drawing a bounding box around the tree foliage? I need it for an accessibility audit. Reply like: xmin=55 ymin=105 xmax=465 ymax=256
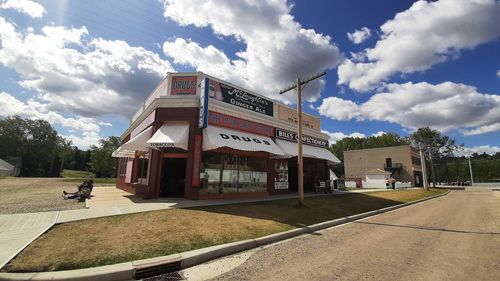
xmin=89 ymin=136 xmax=120 ymax=178
xmin=0 ymin=116 xmax=60 ymax=176
xmin=0 ymin=116 xmax=117 ymax=178
xmin=409 ymin=127 xmax=462 ymax=158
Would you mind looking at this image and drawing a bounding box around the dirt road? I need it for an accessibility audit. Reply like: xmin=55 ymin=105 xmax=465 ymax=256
xmin=0 ymin=178 xmax=86 ymax=214
xmin=207 ymin=189 xmax=500 ymax=281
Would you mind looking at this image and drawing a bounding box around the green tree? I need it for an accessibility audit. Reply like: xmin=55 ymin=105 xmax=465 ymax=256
xmin=89 ymin=136 xmax=120 ymax=177
xmin=409 ymin=127 xmax=462 ymax=158
xmin=0 ymin=116 xmax=61 ymax=176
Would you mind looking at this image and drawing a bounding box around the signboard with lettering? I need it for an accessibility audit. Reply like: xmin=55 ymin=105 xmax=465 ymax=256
xmin=208 ymin=79 xmax=274 ymax=116
xmin=275 ymin=128 xmax=329 ymax=148
xmin=277 ymin=104 xmax=320 ymax=131
xmin=208 ymin=111 xmax=274 ymax=137
xmin=171 ymin=76 xmax=197 ymax=95
xmin=198 ymin=78 xmax=209 ymax=128
xmin=192 ymin=135 xmax=202 ymax=187
xmin=275 ymin=182 xmax=289 ymax=190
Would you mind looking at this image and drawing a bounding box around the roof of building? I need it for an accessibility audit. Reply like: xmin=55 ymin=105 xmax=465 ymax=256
xmin=0 ymin=159 xmax=15 ymax=171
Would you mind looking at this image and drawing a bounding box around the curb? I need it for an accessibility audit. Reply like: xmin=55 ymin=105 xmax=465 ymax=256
xmin=0 ymin=190 xmax=451 ymax=281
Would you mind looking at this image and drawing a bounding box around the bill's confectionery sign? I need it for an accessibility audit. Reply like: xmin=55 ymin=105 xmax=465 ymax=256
xmin=275 ymin=128 xmax=328 ymax=148
xmin=208 ymin=111 xmax=274 ymax=137
xmin=208 ymin=79 xmax=274 ymax=116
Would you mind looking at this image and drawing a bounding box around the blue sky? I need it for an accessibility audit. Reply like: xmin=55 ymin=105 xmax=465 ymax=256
xmin=0 ymin=0 xmax=499 ymax=155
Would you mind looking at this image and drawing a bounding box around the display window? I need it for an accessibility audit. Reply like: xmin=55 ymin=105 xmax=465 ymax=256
xmin=200 ymin=153 xmax=267 ymax=194
xmin=134 ymin=153 xmax=149 ymax=185
xmin=274 ymin=159 xmax=289 ymax=189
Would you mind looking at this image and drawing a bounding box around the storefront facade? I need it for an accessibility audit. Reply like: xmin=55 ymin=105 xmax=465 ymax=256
xmin=113 ymin=72 xmax=340 ymax=200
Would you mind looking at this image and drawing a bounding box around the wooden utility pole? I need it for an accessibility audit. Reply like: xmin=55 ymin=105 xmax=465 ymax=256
xmin=419 ymin=143 xmax=429 ymax=191
xmin=280 ymin=72 xmax=326 ymax=206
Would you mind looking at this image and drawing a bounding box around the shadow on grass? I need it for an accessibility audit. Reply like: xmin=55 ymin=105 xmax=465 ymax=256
xmin=186 ymin=193 xmax=404 ymax=228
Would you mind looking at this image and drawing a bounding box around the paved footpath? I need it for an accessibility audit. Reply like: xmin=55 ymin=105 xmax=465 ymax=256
xmin=195 ymin=188 xmax=500 ymax=281
xmin=0 ymin=186 xmax=395 ymax=270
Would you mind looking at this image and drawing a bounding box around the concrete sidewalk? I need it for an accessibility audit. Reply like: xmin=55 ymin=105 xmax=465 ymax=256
xmin=0 ymin=186 xmax=417 ymax=270
xmin=0 ymin=212 xmax=59 ymax=269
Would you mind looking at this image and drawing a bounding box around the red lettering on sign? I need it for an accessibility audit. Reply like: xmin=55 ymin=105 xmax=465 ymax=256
xmin=208 ymin=111 xmax=274 ymax=137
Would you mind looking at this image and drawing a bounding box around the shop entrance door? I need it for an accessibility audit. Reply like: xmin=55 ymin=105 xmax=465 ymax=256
xmin=161 ymin=158 xmax=186 ymax=197
xmin=288 ymin=159 xmax=298 ymax=192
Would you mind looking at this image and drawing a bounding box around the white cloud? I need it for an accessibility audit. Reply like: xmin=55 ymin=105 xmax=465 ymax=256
xmin=318 ymin=97 xmax=361 ymax=121
xmin=347 ymin=27 xmax=371 ymax=44
xmin=319 ymin=81 xmax=500 ymax=136
xmin=0 ymin=16 xmax=175 ymax=148
xmin=338 ymin=0 xmax=500 ymax=91
xmin=161 ymin=0 xmax=343 ymax=102
xmin=322 ymin=130 xmax=366 ymax=144
xmin=0 ymin=17 xmax=173 ymax=118
xmin=0 ymin=0 xmax=45 ymax=18
xmin=497 ymin=70 xmax=500 ymax=77
xmin=372 ymin=131 xmax=386 ymax=137
xmin=0 ymin=92 xmax=103 ymax=148
xmin=455 ymin=145 xmax=500 ymax=156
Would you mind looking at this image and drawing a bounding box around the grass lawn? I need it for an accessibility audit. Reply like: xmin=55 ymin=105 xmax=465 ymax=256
xmin=4 ymin=189 xmax=447 ymax=272
xmin=60 ymin=169 xmax=116 ymax=184
xmin=61 ymin=169 xmax=95 ymax=179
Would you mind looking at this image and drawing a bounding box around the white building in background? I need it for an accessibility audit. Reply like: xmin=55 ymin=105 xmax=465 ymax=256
xmin=0 ymin=159 xmax=19 ymax=177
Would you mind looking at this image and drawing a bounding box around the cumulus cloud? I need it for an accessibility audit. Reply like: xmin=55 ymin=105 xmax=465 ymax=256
xmin=347 ymin=27 xmax=371 ymax=44
xmin=318 ymin=97 xmax=361 ymax=121
xmin=0 ymin=0 xmax=45 ymax=18
xmin=161 ymin=0 xmax=343 ymax=102
xmin=0 ymin=17 xmax=173 ymax=118
xmin=0 ymin=92 xmax=103 ymax=148
xmin=322 ymin=130 xmax=366 ymax=144
xmin=455 ymin=145 xmax=500 ymax=156
xmin=497 ymin=70 xmax=500 ymax=77
xmin=338 ymin=0 xmax=500 ymax=91
xmin=0 ymin=15 xmax=174 ymax=147
xmin=319 ymin=81 xmax=500 ymax=135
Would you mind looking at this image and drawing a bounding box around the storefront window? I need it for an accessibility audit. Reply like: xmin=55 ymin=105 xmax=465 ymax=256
xmin=274 ymin=160 xmax=289 ymax=190
xmin=134 ymin=153 xmax=149 ymax=185
xmin=200 ymin=153 xmax=267 ymax=194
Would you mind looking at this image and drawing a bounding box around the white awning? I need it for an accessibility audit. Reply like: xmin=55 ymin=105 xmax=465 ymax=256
xmin=275 ymin=139 xmax=341 ymax=164
xmin=203 ymin=126 xmax=284 ymax=156
xmin=146 ymin=123 xmax=189 ymax=150
xmin=112 ymin=126 xmax=153 ymax=157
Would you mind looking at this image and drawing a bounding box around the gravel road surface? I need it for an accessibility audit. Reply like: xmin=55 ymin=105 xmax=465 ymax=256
xmin=0 ymin=178 xmax=86 ymax=214
xmin=203 ymin=188 xmax=500 ymax=281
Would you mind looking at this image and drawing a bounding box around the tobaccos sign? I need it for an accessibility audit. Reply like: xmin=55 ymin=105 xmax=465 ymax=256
xmin=275 ymin=128 xmax=328 ymax=148
xmin=208 ymin=79 xmax=274 ymax=116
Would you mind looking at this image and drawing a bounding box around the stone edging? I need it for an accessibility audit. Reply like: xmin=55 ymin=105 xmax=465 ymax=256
xmin=0 ymin=190 xmax=451 ymax=281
